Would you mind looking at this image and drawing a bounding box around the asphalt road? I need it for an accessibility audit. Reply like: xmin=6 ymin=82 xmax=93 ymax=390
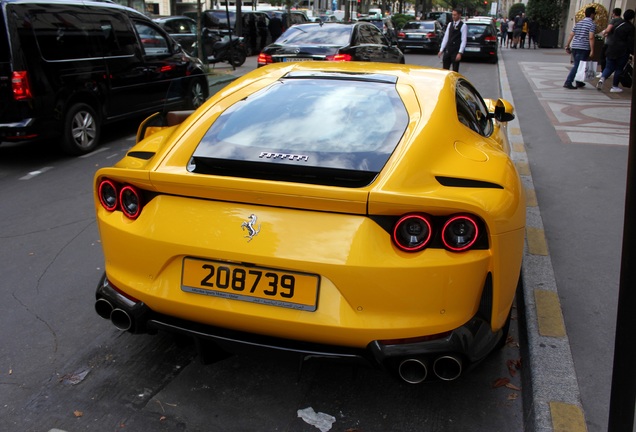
xmin=0 ymin=52 xmax=526 ymax=432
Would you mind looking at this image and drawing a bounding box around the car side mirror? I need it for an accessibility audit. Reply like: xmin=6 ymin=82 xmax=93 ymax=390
xmin=486 ymin=98 xmax=515 ymax=122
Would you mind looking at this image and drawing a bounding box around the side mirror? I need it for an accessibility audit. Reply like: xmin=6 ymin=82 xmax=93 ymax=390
xmin=486 ymin=98 xmax=515 ymax=123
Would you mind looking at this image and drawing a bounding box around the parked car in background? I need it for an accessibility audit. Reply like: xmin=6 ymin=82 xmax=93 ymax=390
xmin=397 ymin=20 xmax=443 ymax=52
xmin=358 ymin=15 xmax=397 ymax=42
xmin=155 ymin=14 xmax=247 ymax=65
xmin=93 ymin=61 xmax=524 ymax=384
xmin=463 ymin=18 xmax=499 ymax=63
xmin=265 ymin=10 xmax=310 ymax=31
xmin=0 ymin=0 xmax=208 ymax=155
xmin=425 ymin=11 xmax=452 ymax=28
xmin=154 ymin=16 xmax=199 ymax=56
xmin=257 ymin=22 xmax=404 ymax=67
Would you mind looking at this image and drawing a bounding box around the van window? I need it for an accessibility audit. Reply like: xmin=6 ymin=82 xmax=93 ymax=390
xmin=99 ymin=15 xmax=138 ymax=57
xmin=30 ymin=6 xmax=104 ymax=60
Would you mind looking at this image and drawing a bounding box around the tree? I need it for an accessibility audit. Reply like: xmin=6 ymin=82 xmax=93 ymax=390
xmin=508 ymin=2 xmax=525 ymax=19
xmin=526 ymin=0 xmax=566 ymax=30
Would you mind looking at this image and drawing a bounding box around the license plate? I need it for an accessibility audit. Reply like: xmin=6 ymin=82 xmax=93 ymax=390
xmin=465 ymin=47 xmax=481 ymax=52
xmin=408 ymin=34 xmax=423 ymax=39
xmin=181 ymin=257 xmax=319 ymax=311
xmin=283 ymin=57 xmax=313 ymax=62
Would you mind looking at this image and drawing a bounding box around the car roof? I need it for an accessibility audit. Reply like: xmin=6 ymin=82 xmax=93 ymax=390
xmin=153 ymin=16 xmax=196 ymax=22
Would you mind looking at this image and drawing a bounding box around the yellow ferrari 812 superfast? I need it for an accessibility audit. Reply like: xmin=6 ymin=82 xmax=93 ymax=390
xmin=94 ymin=62 xmax=525 ymax=383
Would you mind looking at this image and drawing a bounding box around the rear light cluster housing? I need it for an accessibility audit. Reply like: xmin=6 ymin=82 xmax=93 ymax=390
xmin=392 ymin=213 xmax=484 ymax=252
xmin=98 ymin=179 xmax=144 ymax=219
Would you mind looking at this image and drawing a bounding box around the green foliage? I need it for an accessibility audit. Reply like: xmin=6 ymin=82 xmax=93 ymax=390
xmin=392 ymin=13 xmax=415 ymax=29
xmin=508 ymin=2 xmax=525 ymax=19
xmin=526 ymin=0 xmax=565 ymax=30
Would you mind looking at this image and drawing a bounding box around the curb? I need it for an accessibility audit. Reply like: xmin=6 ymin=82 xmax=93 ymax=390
xmin=498 ymin=52 xmax=588 ymax=432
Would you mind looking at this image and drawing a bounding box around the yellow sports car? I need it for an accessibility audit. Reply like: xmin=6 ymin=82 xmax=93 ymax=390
xmin=94 ymin=62 xmax=525 ymax=384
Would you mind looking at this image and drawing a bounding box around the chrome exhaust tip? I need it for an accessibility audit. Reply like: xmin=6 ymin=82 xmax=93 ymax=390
xmin=398 ymin=358 xmax=428 ymax=384
xmin=95 ymin=298 xmax=114 ymax=320
xmin=110 ymin=308 xmax=133 ymax=331
xmin=433 ymin=355 xmax=463 ymax=381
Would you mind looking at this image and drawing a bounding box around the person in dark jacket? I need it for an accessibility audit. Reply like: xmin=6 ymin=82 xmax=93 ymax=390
xmin=597 ymin=9 xmax=635 ymax=93
xmin=268 ymin=14 xmax=283 ymax=42
xmin=437 ymin=8 xmax=467 ymax=72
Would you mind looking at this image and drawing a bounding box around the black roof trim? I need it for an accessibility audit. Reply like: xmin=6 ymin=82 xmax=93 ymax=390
xmin=283 ymin=71 xmax=398 ymax=84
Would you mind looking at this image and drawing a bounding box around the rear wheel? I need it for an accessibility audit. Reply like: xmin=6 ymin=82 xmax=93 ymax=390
xmin=61 ymin=103 xmax=100 ymax=155
xmin=185 ymin=77 xmax=208 ymax=110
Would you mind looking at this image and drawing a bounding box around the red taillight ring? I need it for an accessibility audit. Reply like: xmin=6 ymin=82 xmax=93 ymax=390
xmin=393 ymin=214 xmax=433 ymax=252
xmin=442 ymin=215 xmax=479 ymax=252
xmin=119 ymin=185 xmax=142 ymax=219
xmin=98 ymin=179 xmax=119 ymax=212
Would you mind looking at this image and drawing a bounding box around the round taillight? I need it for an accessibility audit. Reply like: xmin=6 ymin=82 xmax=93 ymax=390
xmin=442 ymin=215 xmax=479 ymax=252
xmin=119 ymin=185 xmax=142 ymax=219
xmin=393 ymin=214 xmax=433 ymax=252
xmin=98 ymin=180 xmax=118 ymax=211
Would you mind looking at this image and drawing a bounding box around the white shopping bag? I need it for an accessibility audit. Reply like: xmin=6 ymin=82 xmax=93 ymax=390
xmin=575 ymin=60 xmax=597 ymax=82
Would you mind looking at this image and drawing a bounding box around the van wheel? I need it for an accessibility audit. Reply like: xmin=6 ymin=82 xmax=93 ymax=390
xmin=62 ymin=103 xmax=100 ymax=155
xmin=186 ymin=77 xmax=208 ymax=110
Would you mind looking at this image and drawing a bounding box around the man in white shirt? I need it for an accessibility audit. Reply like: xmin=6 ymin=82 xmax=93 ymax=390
xmin=438 ymin=9 xmax=468 ymax=72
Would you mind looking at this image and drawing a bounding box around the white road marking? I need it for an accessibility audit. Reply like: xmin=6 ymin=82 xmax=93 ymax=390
xmin=20 ymin=166 xmax=53 ymax=180
xmin=79 ymin=147 xmax=110 ymax=159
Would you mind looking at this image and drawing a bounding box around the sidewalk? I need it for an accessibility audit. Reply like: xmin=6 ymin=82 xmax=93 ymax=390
xmin=499 ymin=46 xmax=632 ymax=432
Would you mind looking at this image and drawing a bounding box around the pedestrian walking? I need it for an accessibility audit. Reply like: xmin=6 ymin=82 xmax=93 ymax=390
xmin=520 ymin=13 xmax=529 ymax=48
xmin=529 ymin=18 xmax=540 ymax=48
xmin=600 ymin=8 xmax=623 ymax=73
xmin=507 ymin=18 xmax=514 ymax=48
xmin=500 ymin=18 xmax=508 ymax=47
xmin=512 ymin=13 xmax=522 ymax=48
xmin=597 ymin=9 xmax=635 ymax=93
xmin=268 ymin=14 xmax=283 ymax=42
xmin=438 ymin=8 xmax=467 ymax=72
xmin=257 ymin=15 xmax=269 ymax=50
xmin=563 ymin=6 xmax=596 ymax=89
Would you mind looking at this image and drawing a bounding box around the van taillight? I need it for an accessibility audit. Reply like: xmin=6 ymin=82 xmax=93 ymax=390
xmin=12 ymin=71 xmax=32 ymax=101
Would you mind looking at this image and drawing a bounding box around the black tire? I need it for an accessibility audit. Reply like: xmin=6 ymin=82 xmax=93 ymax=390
xmin=229 ymin=48 xmax=247 ymax=67
xmin=61 ymin=103 xmax=100 ymax=155
xmin=185 ymin=77 xmax=208 ymax=110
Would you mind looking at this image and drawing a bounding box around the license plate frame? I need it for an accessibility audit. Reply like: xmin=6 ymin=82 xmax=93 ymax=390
xmin=181 ymin=257 xmax=319 ymax=311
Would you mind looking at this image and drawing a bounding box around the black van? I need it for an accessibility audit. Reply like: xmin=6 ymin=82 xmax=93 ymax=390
xmin=0 ymin=0 xmax=209 ymax=155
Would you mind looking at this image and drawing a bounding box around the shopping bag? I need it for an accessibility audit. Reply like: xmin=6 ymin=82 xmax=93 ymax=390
xmin=620 ymin=58 xmax=633 ymax=88
xmin=575 ymin=60 xmax=597 ymax=82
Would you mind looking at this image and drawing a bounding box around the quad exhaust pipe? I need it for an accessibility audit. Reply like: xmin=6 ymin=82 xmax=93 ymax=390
xmin=398 ymin=355 xmax=463 ymax=383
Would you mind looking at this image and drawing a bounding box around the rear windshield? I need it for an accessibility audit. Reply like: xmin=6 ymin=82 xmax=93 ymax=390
xmin=404 ymin=22 xmax=435 ymax=30
xmin=277 ymin=25 xmax=352 ymax=46
xmin=190 ymin=76 xmax=408 ymax=186
xmin=467 ymin=24 xmax=489 ymax=37
xmin=0 ymin=7 xmax=9 ymax=61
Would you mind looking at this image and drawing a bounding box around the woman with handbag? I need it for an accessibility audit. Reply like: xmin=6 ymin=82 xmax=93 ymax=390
xmin=597 ymin=9 xmax=635 ymax=93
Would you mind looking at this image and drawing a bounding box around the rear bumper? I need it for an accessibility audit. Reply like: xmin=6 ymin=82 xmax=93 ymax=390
xmin=0 ymin=118 xmax=40 ymax=141
xmin=96 ymin=273 xmax=505 ymax=382
xmin=397 ymin=39 xmax=438 ymax=50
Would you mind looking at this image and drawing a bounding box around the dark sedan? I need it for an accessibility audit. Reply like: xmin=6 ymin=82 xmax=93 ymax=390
xmin=397 ymin=20 xmax=443 ymax=52
xmin=257 ymin=22 xmax=404 ymax=67
xmin=463 ymin=19 xmax=498 ymax=63
xmin=153 ymin=16 xmax=199 ymax=56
